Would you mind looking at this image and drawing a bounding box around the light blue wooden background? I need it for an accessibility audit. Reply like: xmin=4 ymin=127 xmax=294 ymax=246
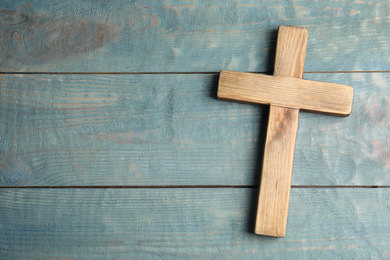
xmin=0 ymin=0 xmax=389 ymax=259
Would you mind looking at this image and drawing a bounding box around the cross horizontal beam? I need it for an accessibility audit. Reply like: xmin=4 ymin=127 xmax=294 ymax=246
xmin=218 ymin=70 xmax=353 ymax=116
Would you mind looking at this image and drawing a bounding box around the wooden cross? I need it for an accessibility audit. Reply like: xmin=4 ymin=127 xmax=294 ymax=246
xmin=217 ymin=26 xmax=354 ymax=237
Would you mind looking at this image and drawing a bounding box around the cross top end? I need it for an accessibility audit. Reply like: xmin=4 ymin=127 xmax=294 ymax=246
xmin=218 ymin=27 xmax=353 ymax=116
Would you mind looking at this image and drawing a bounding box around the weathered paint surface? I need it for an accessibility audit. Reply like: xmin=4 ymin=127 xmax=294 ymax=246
xmin=0 ymin=188 xmax=389 ymax=259
xmin=0 ymin=73 xmax=388 ymax=186
xmin=0 ymin=0 xmax=389 ymax=258
xmin=0 ymin=0 xmax=389 ymax=72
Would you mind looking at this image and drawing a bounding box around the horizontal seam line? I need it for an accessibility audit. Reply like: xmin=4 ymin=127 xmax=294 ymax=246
xmin=0 ymin=185 xmax=387 ymax=189
xmin=0 ymin=71 xmax=389 ymax=75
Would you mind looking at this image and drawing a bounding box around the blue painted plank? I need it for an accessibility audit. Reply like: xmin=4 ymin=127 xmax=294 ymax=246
xmin=0 ymin=0 xmax=389 ymax=72
xmin=0 ymin=73 xmax=388 ymax=186
xmin=0 ymin=188 xmax=389 ymax=259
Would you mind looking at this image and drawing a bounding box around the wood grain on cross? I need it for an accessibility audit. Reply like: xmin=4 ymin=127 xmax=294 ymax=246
xmin=218 ymin=26 xmax=354 ymax=237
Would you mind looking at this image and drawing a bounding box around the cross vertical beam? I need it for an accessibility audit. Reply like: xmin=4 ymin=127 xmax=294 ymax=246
xmin=255 ymin=26 xmax=307 ymax=237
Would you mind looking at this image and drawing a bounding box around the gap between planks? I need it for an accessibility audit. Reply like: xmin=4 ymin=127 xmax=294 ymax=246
xmin=0 ymin=185 xmax=388 ymax=189
xmin=1 ymin=71 xmax=390 ymax=75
